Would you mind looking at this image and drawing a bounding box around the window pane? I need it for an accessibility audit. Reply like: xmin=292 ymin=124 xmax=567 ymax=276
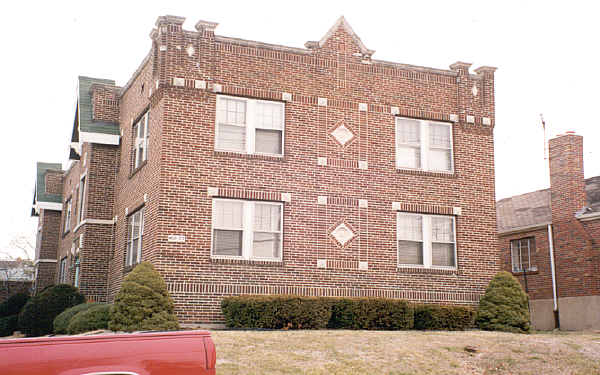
xmin=213 ymin=229 xmax=243 ymax=256
xmin=398 ymin=241 xmax=423 ymax=265
xmin=511 ymin=243 xmax=521 ymax=272
xmin=254 ymin=204 xmax=281 ymax=232
xmin=132 ymin=213 xmax=141 ymax=239
xmin=255 ymin=102 xmax=283 ymax=130
xmin=429 ymin=124 xmax=450 ymax=148
xmin=397 ymin=214 xmax=422 ymax=241
xmin=219 ymin=98 xmax=246 ymax=125
xmin=429 ymin=149 xmax=451 ymax=171
xmin=131 ymin=238 xmax=139 ymax=264
xmin=397 ymin=119 xmax=421 ymax=144
xmin=397 ymin=146 xmax=421 ymax=169
xmin=431 ymin=217 xmax=454 ymax=243
xmin=217 ymin=124 xmax=246 ymax=151
xmin=138 ymin=118 xmax=145 ymax=138
xmin=432 ymin=243 xmax=455 ymax=267
xmin=253 ymin=232 xmax=280 ymax=259
xmin=214 ymin=200 xmax=244 ymax=229
xmin=255 ymin=129 xmax=282 ymax=155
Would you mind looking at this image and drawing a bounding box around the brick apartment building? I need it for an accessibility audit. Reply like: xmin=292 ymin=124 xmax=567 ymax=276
xmin=497 ymin=133 xmax=600 ymax=330
xmin=31 ymin=15 xmax=499 ymax=323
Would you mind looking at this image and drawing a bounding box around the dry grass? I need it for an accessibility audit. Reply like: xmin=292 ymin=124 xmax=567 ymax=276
xmin=212 ymin=330 xmax=600 ymax=375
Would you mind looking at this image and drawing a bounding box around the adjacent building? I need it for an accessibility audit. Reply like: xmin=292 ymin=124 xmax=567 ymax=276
xmin=31 ymin=15 xmax=499 ymax=323
xmin=497 ymin=132 xmax=600 ymax=330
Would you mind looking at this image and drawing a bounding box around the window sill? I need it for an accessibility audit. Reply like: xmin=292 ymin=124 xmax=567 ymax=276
xmin=210 ymin=257 xmax=283 ymax=267
xmin=213 ymin=150 xmax=285 ymax=162
xmin=396 ymin=168 xmax=456 ymax=178
xmin=129 ymin=160 xmax=148 ymax=179
xmin=512 ymin=270 xmax=539 ymax=276
xmin=397 ymin=266 xmax=458 ymax=275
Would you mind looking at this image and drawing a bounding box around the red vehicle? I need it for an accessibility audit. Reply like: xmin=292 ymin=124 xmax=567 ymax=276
xmin=0 ymin=330 xmax=216 ymax=375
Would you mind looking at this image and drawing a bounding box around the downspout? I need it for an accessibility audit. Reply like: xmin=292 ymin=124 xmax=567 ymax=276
xmin=547 ymin=223 xmax=559 ymax=328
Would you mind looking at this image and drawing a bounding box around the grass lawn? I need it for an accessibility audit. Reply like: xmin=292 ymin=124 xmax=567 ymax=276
xmin=212 ymin=329 xmax=600 ymax=374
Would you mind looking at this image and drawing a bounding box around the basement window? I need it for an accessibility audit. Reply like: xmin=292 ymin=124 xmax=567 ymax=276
xmin=215 ymin=95 xmax=284 ymax=156
xmin=510 ymin=237 xmax=537 ymax=273
xmin=397 ymin=212 xmax=456 ymax=269
xmin=396 ymin=117 xmax=453 ymax=173
xmin=211 ymin=198 xmax=283 ymax=261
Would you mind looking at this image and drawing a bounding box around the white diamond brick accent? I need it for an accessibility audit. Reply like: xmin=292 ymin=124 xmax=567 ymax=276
xmin=125 ymin=207 xmax=129 ymax=215
xmin=453 ymin=207 xmax=463 ymax=216
xmin=282 ymin=92 xmax=292 ymax=101
xmin=317 ymin=157 xmax=327 ymax=166
xmin=195 ymin=80 xmax=206 ymax=89
xmin=212 ymin=83 xmax=222 ymax=93
xmin=359 ymin=261 xmax=368 ymax=270
xmin=330 ymin=223 xmax=356 ymax=247
xmin=358 ymin=103 xmax=368 ymax=111
xmin=358 ymin=199 xmax=368 ymax=208
xmin=449 ymin=114 xmax=459 ymax=122
xmin=159 ymin=45 xmax=167 ymax=51
xmin=281 ymin=193 xmax=292 ymax=202
xmin=317 ymin=259 xmax=327 ymax=268
xmin=330 ymin=123 xmax=355 ymax=147
xmin=173 ymin=77 xmax=185 ymax=87
xmin=317 ymin=196 xmax=327 ymax=205
xmin=358 ymin=160 xmax=368 ymax=170
xmin=143 ymin=193 xmax=148 ymax=202
xmin=318 ymin=97 xmax=328 ymax=106
xmin=207 ymin=187 xmax=219 ymax=196
xmin=482 ymin=117 xmax=491 ymax=126
xmin=466 ymin=115 xmax=475 ymax=124
xmin=186 ymin=44 xmax=195 ymax=57
xmin=390 ymin=106 xmax=400 ymax=115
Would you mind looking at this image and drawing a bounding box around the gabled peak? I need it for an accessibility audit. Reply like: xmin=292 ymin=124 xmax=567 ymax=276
xmin=306 ymin=16 xmax=375 ymax=57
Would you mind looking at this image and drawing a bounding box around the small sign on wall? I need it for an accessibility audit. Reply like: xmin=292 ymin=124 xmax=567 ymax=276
xmin=168 ymin=235 xmax=186 ymax=243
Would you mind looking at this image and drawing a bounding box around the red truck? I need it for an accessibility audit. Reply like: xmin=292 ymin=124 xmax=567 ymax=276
xmin=0 ymin=330 xmax=216 ymax=375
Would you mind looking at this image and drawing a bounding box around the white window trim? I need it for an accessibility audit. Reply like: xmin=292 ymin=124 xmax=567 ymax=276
xmin=396 ymin=212 xmax=457 ymax=270
xmin=133 ymin=111 xmax=149 ymax=169
xmin=126 ymin=208 xmax=144 ymax=267
xmin=215 ymin=95 xmax=285 ymax=157
xmin=210 ymin=198 xmax=283 ymax=262
xmin=64 ymin=198 xmax=72 ymax=234
xmin=77 ymin=172 xmax=87 ymax=224
xmin=395 ymin=117 xmax=454 ymax=173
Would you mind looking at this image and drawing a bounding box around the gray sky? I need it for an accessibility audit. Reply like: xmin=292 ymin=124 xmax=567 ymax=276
xmin=1 ymin=0 xmax=599 ymax=258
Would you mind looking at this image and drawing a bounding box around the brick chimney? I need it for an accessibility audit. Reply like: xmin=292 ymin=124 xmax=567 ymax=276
xmin=549 ymin=132 xmax=585 ymax=222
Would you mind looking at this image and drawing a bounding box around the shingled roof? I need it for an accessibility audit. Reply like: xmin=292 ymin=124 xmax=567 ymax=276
xmin=497 ymin=177 xmax=600 ymax=233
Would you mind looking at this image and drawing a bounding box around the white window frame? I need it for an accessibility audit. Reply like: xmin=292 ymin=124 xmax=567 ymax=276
xmin=126 ymin=208 xmax=144 ymax=267
xmin=397 ymin=212 xmax=457 ymax=270
xmin=510 ymin=237 xmax=537 ymax=273
xmin=73 ymin=253 xmax=80 ymax=287
xmin=59 ymin=256 xmax=68 ymax=284
xmin=211 ymin=198 xmax=283 ymax=261
xmin=64 ymin=198 xmax=72 ymax=234
xmin=133 ymin=111 xmax=149 ymax=169
xmin=395 ymin=117 xmax=454 ymax=173
xmin=77 ymin=173 xmax=87 ymax=223
xmin=215 ymin=95 xmax=285 ymax=157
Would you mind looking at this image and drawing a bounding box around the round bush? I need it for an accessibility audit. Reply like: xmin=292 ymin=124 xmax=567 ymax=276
xmin=0 ymin=315 xmax=19 ymax=337
xmin=54 ymin=303 xmax=100 ymax=334
xmin=476 ymin=271 xmax=531 ymax=333
xmin=18 ymin=284 xmax=85 ymax=337
xmin=108 ymin=262 xmax=179 ymax=332
xmin=0 ymin=292 xmax=30 ymax=318
xmin=67 ymin=304 xmax=111 ymax=334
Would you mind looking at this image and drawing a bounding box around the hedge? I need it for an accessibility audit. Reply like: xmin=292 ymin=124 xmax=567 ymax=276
xmin=54 ymin=303 xmax=100 ymax=334
xmin=67 ymin=304 xmax=111 ymax=334
xmin=414 ymin=304 xmax=475 ymax=330
xmin=0 ymin=292 xmax=30 ymax=318
xmin=222 ymin=295 xmax=474 ymax=331
xmin=0 ymin=315 xmax=19 ymax=337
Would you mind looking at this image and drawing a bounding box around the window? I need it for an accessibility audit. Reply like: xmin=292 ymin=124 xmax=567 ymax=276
xmin=73 ymin=254 xmax=80 ymax=287
xmin=397 ymin=212 xmax=456 ymax=268
xmin=133 ymin=111 xmax=149 ymax=169
xmin=64 ymin=198 xmax=72 ymax=234
xmin=59 ymin=257 xmax=68 ymax=284
xmin=77 ymin=175 xmax=86 ymax=223
xmin=215 ymin=96 xmax=284 ymax=156
xmin=212 ymin=199 xmax=282 ymax=261
xmin=396 ymin=118 xmax=453 ymax=172
xmin=511 ymin=238 xmax=537 ymax=272
xmin=126 ymin=208 xmax=144 ymax=267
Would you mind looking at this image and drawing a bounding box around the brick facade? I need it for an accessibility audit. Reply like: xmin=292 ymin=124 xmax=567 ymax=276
xmin=33 ymin=15 xmax=500 ymax=323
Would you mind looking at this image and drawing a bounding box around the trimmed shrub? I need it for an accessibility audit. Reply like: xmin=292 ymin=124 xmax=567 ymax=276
xmin=222 ymin=295 xmax=332 ymax=329
xmin=18 ymin=284 xmax=85 ymax=337
xmin=108 ymin=262 xmax=179 ymax=332
xmin=54 ymin=303 xmax=100 ymax=334
xmin=476 ymin=271 xmax=531 ymax=333
xmin=0 ymin=315 xmax=19 ymax=337
xmin=414 ymin=304 xmax=475 ymax=330
xmin=328 ymin=298 xmax=414 ymax=330
xmin=67 ymin=304 xmax=111 ymax=334
xmin=0 ymin=292 xmax=30 ymax=318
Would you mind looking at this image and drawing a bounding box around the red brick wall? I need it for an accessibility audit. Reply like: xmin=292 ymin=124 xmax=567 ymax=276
xmin=34 ymin=209 xmax=61 ymax=294
xmin=44 ymin=170 xmax=63 ymax=196
xmin=91 ymin=85 xmax=120 ymax=124
xmin=101 ymin=16 xmax=500 ymax=323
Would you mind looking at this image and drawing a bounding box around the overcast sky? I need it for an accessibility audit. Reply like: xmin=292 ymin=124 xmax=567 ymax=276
xmin=1 ymin=0 xmax=599 ymax=258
